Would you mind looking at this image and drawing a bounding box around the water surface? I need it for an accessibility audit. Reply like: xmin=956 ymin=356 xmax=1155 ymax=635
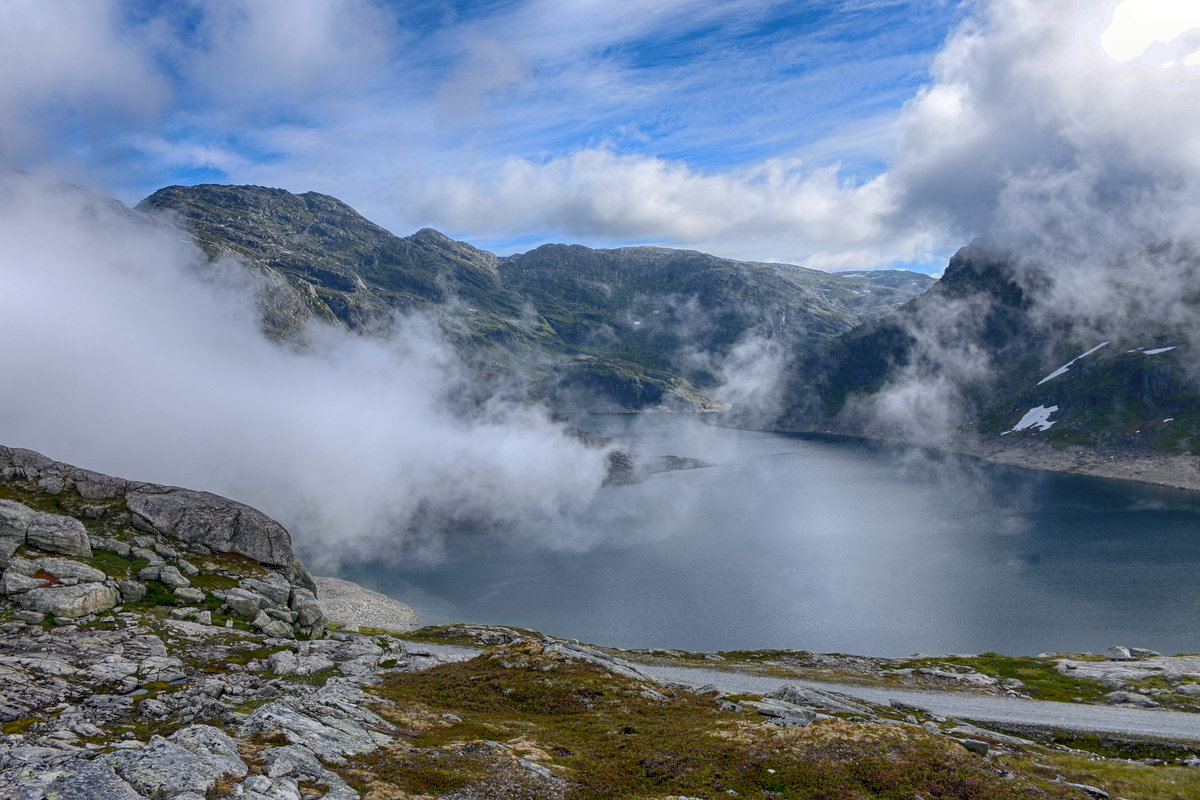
xmin=337 ymin=414 xmax=1200 ymax=656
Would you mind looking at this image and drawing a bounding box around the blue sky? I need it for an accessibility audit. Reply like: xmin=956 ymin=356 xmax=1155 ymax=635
xmin=3 ymin=0 xmax=1200 ymax=272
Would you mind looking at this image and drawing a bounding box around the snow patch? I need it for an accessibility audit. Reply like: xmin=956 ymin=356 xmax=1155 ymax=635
xmin=1037 ymin=342 xmax=1110 ymax=385
xmin=1002 ymin=405 xmax=1060 ymax=435
xmin=1144 ymin=346 xmax=1177 ymax=355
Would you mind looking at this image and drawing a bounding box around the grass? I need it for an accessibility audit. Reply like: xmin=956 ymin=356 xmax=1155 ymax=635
xmin=891 ymin=654 xmax=1111 ymax=703
xmin=343 ymin=643 xmax=1080 ymax=800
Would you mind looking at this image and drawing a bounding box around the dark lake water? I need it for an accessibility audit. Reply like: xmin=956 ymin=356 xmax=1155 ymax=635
xmin=338 ymin=414 xmax=1200 ymax=657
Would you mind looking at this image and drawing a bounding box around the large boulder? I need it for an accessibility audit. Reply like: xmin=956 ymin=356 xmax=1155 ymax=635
xmin=0 ymin=499 xmax=91 ymax=558
xmin=125 ymin=488 xmax=294 ymax=567
xmin=16 ymin=582 xmax=119 ymax=618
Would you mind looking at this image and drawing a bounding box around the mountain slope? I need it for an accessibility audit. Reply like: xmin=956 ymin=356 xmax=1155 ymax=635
xmin=138 ymin=184 xmax=932 ymax=412
xmin=778 ymin=242 xmax=1200 ymax=457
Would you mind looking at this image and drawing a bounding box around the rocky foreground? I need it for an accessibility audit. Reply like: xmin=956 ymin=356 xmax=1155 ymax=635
xmin=1 ymin=446 xmax=1199 ymax=799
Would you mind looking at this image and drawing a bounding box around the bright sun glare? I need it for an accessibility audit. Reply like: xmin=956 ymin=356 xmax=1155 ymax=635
xmin=1100 ymin=0 xmax=1200 ymax=66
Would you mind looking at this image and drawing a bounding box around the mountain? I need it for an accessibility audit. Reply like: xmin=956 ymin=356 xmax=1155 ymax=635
xmin=778 ymin=241 xmax=1200 ymax=458
xmin=137 ymin=184 xmax=932 ymax=412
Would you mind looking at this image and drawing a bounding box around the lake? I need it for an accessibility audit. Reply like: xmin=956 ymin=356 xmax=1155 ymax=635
xmin=337 ymin=413 xmax=1200 ymax=657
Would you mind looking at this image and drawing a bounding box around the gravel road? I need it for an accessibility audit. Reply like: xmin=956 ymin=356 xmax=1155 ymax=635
xmin=639 ymin=664 xmax=1200 ymax=741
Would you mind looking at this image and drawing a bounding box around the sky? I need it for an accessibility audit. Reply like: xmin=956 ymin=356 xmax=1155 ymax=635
xmin=2 ymin=0 xmax=1200 ymax=272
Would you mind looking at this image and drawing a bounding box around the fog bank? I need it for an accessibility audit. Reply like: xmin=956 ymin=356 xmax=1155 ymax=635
xmin=0 ymin=173 xmax=610 ymax=570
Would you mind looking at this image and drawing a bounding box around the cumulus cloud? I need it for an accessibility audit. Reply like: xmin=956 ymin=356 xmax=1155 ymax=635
xmin=410 ymin=149 xmax=937 ymax=269
xmin=0 ymin=173 xmax=611 ymax=569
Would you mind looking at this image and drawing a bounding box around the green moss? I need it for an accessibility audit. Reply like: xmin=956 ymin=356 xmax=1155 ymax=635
xmin=896 ymin=654 xmax=1109 ymax=703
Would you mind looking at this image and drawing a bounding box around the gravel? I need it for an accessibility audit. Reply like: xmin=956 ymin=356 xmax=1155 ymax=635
xmin=313 ymin=575 xmax=419 ymax=632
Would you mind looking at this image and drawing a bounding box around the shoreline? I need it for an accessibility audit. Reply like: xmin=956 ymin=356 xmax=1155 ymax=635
xmin=767 ymin=422 xmax=1200 ymax=493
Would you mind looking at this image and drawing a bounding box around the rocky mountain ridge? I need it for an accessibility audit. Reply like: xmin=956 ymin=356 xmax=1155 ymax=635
xmin=137 ymin=184 xmax=932 ymax=412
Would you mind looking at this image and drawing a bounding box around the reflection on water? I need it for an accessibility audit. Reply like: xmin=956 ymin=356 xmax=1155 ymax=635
xmin=332 ymin=414 xmax=1200 ymax=656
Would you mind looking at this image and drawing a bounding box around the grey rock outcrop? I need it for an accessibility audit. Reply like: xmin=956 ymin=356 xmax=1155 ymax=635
xmin=125 ymin=488 xmax=293 ymax=569
xmin=0 ymin=446 xmax=313 ymax=591
xmin=16 ymin=582 xmax=120 ymax=618
xmin=0 ymin=499 xmax=91 ymax=559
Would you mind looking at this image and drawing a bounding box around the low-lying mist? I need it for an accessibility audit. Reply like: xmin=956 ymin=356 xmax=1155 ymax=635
xmin=0 ymin=173 xmax=611 ymax=571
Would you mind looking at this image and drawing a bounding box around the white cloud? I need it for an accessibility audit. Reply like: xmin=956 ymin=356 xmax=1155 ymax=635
xmin=0 ymin=173 xmax=611 ymax=566
xmin=179 ymin=0 xmax=401 ymax=107
xmin=0 ymin=0 xmax=168 ymax=163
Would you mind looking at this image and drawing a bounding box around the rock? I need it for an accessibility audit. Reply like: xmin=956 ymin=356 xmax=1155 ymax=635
xmin=157 ymin=565 xmax=190 ymax=589
xmin=267 ymin=650 xmax=336 ymax=676
xmin=239 ymin=681 xmax=393 ymax=762
xmin=177 ymin=558 xmax=199 ymax=577
xmin=118 ymin=580 xmax=147 ymax=603
xmin=289 ymin=588 xmax=325 ymax=627
xmin=35 ymin=557 xmax=106 ymax=583
xmin=1104 ymin=690 xmax=1157 ymax=707
xmin=43 ymin=759 xmax=145 ymax=800
xmin=173 ymin=587 xmax=205 ymax=604
xmin=765 ymin=684 xmax=872 ymax=715
xmin=1129 ymin=647 xmax=1161 ymax=658
xmin=243 ymin=573 xmax=292 ymax=606
xmin=125 ymin=487 xmax=296 ymax=568
xmin=0 ymin=570 xmax=47 ymax=595
xmin=103 ymin=726 xmax=247 ymax=799
xmin=218 ymin=587 xmax=265 ymax=618
xmin=16 ymin=582 xmax=119 ymax=618
xmin=959 ymin=739 xmax=990 ymax=755
xmin=260 ymin=619 xmax=295 ymax=638
xmin=0 ymin=499 xmax=92 ymax=558
xmin=195 ymin=610 xmax=212 ymax=625
xmin=1105 ymin=646 xmax=1134 ymax=661
xmin=1176 ymin=684 xmax=1200 ymax=697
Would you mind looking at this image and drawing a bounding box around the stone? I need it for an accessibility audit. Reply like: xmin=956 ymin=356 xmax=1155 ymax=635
xmin=195 ymin=610 xmax=212 ymax=625
xmin=1105 ymin=690 xmax=1157 ymax=707
xmin=139 ymin=656 xmax=186 ymax=683
xmin=288 ymin=588 xmax=325 ymax=627
xmin=173 ymin=587 xmax=205 ymax=604
xmin=1129 ymin=647 xmax=1161 ymax=658
xmin=118 ymin=579 xmax=147 ymax=603
xmin=960 ymin=738 xmax=990 ymax=756
xmin=103 ymin=729 xmax=247 ymax=799
xmin=243 ymin=573 xmax=292 ymax=606
xmin=260 ymin=619 xmax=295 ymax=638
xmin=177 ymin=558 xmax=199 ymax=577
xmin=219 ymin=587 xmax=264 ymax=618
xmin=1176 ymin=684 xmax=1200 ymax=697
xmin=0 ymin=499 xmax=91 ymax=558
xmin=86 ymin=655 xmax=139 ymax=683
xmin=36 ymin=556 xmax=106 ymax=583
xmin=138 ymin=565 xmax=162 ymax=582
xmin=43 ymin=758 xmax=145 ymax=800
xmin=0 ymin=569 xmax=47 ymax=595
xmin=125 ymin=487 xmax=296 ymax=567
xmin=1105 ymin=646 xmax=1134 ymax=661
xmin=157 ymin=565 xmax=190 ymax=589
xmin=16 ymin=582 xmax=119 ymax=618
xmin=268 ymin=651 xmax=336 ymax=676
xmin=765 ymin=684 xmax=872 ymax=715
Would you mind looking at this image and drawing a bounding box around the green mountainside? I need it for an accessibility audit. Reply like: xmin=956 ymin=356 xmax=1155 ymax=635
xmin=778 ymin=242 xmax=1200 ymax=456
xmin=138 ymin=184 xmax=932 ymax=411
